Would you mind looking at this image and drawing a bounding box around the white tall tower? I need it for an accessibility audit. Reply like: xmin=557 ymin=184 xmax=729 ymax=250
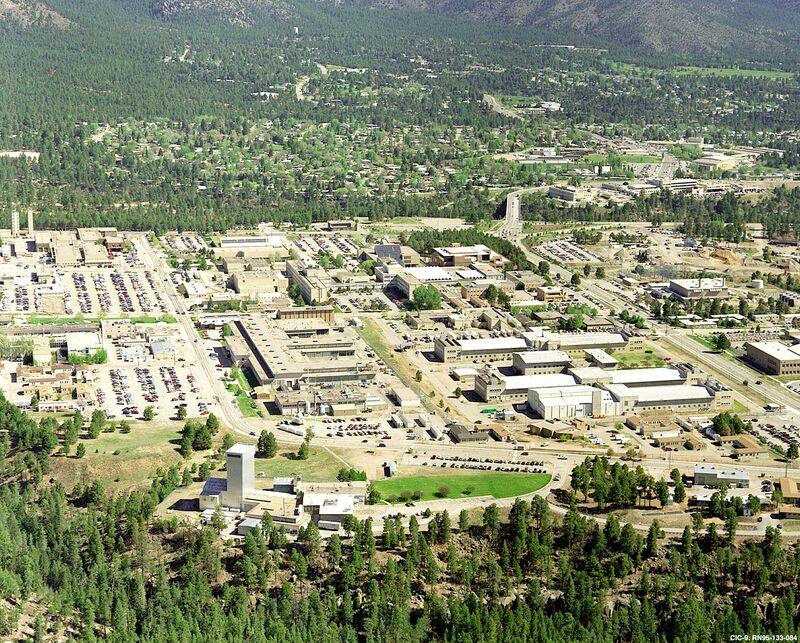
xmin=10 ymin=211 xmax=19 ymax=237
xmin=225 ymin=443 xmax=255 ymax=510
xmin=26 ymin=210 xmax=34 ymax=237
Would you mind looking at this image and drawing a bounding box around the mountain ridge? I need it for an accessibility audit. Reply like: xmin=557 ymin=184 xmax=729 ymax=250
xmin=336 ymin=0 xmax=800 ymax=54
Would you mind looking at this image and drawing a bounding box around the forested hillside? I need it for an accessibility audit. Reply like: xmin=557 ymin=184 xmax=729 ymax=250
xmin=0 ymin=392 xmax=799 ymax=640
xmin=329 ymin=0 xmax=800 ymax=56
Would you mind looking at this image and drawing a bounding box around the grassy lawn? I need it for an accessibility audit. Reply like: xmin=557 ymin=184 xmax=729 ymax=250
xmin=233 ymin=367 xmax=254 ymax=392
xmin=48 ymin=421 xmax=186 ymax=491
xmin=253 ymin=446 xmax=347 ymax=483
xmin=26 ymin=314 xmax=176 ymax=324
xmin=615 ymin=351 xmax=668 ymax=369
xmin=236 ymin=391 xmax=261 ymax=417
xmin=358 ymin=318 xmax=424 ymax=398
xmin=499 ymin=94 xmax=536 ymax=107
xmin=731 ymin=399 xmax=749 ymax=414
xmin=672 ymin=66 xmax=794 ymax=79
xmin=374 ymin=471 xmax=551 ymax=503
xmin=690 ymin=334 xmax=718 ymax=350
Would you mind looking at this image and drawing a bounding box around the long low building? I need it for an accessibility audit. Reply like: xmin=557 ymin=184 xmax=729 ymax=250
xmin=745 ymin=341 xmax=800 ymax=375
xmin=475 ymin=372 xmax=576 ymax=403
xmin=669 ymin=278 xmax=728 ymax=301
xmin=605 ymin=383 xmax=732 ymax=413
xmin=694 ymin=464 xmax=749 ymax=488
xmin=434 ymin=335 xmax=531 ymax=362
xmin=512 ymin=350 xmax=573 ymax=375
xmin=537 ymin=332 xmax=642 ymax=355
xmin=226 ymin=315 xmax=373 ymax=387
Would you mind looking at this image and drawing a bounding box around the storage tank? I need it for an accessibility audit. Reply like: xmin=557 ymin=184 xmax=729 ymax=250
xmin=750 ymin=279 xmax=764 ymax=289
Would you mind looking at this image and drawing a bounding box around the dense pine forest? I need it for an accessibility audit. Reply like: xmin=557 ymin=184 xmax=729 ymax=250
xmin=1 ymin=0 xmax=799 ymax=235
xmin=1 ymin=392 xmax=799 ymax=640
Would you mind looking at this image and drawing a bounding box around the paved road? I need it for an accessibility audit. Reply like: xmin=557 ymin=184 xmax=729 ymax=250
xmin=138 ymin=234 xmax=259 ymax=437
xmin=651 ymin=152 xmax=678 ymax=181
xmin=483 ymin=94 xmax=522 ymax=120
xmin=662 ymin=334 xmax=800 ymax=413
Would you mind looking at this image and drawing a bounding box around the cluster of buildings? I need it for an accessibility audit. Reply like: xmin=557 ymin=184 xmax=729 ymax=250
xmin=434 ymin=328 xmax=642 ymax=363
xmin=199 ymin=444 xmax=366 ymax=534
xmin=436 ymin=326 xmax=732 ymax=421
xmin=203 ymin=309 xmax=386 ymax=416
xmin=14 ymin=362 xmax=95 ymax=413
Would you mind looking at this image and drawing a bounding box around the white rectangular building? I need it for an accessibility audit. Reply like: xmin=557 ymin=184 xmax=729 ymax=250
xmin=694 ymin=464 xmax=749 ymax=488
xmin=528 ymin=385 xmax=620 ymax=421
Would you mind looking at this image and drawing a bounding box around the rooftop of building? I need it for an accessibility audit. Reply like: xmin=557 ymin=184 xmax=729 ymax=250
xmin=498 ymin=373 xmax=577 ymax=391
xmin=227 ymin=443 xmax=256 ymax=457
xmin=606 ymin=383 xmax=712 ymax=403
xmin=457 ymin=336 xmax=529 ymax=352
xmin=514 ymin=350 xmax=572 ymax=365
xmin=694 ymin=464 xmax=749 ymax=479
xmin=609 ymin=367 xmax=685 ymax=385
xmin=746 ymin=341 xmax=800 ymax=361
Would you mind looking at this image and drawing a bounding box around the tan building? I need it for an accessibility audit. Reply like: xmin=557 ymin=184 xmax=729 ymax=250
xmin=431 ymin=245 xmax=507 ymax=268
xmin=535 ymin=286 xmax=564 ymax=302
xmin=776 ymin=477 xmax=800 ymax=505
xmin=277 ymin=306 xmax=335 ymax=324
xmin=718 ymin=434 xmax=770 ymax=459
xmin=745 ymin=341 xmax=800 ymax=376
xmin=230 ymin=271 xmax=288 ymax=296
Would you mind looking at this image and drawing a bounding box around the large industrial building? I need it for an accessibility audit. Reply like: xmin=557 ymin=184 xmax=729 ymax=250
xmin=744 ymin=341 xmax=800 ymax=375
xmin=604 ymin=383 xmax=732 ymax=414
xmin=668 ymin=278 xmax=728 ymax=301
xmin=475 ymin=371 xmax=577 ymax=403
xmin=536 ymin=332 xmax=640 ymax=355
xmin=431 ymin=245 xmax=507 ymax=268
xmin=225 ymin=315 xmax=374 ymax=387
xmin=286 ymin=260 xmax=330 ymax=304
xmin=434 ymin=335 xmax=531 ymax=362
xmin=528 ymin=386 xmax=620 ymax=421
xmin=200 ymin=444 xmax=362 ymax=532
xmin=512 ymin=350 xmax=573 ymax=375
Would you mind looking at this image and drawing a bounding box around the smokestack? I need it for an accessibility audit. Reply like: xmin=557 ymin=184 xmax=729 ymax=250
xmin=27 ymin=210 xmax=33 ymax=237
xmin=10 ymin=211 xmax=19 ymax=238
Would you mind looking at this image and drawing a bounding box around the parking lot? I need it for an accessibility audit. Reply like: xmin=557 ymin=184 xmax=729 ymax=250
xmin=416 ymin=453 xmax=548 ymax=474
xmin=0 ymin=240 xmax=172 ymax=317
xmin=749 ymin=418 xmax=800 ymax=453
xmin=290 ymin=234 xmax=361 ymax=260
xmin=162 ymin=234 xmax=209 ymax=254
xmin=536 ymin=239 xmax=602 ymax=264
xmin=93 ymin=363 xmax=209 ymax=421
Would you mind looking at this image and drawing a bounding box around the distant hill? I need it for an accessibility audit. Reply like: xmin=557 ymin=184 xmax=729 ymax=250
xmin=333 ymin=0 xmax=800 ymax=54
xmin=154 ymin=0 xmax=291 ymax=25
xmin=0 ymin=0 xmax=70 ymax=27
xmin=5 ymin=0 xmax=799 ymax=58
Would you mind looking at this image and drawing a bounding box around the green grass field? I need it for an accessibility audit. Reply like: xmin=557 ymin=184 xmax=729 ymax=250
xmin=690 ymin=335 xmax=718 ymax=350
xmin=236 ymin=391 xmax=261 ymax=417
xmin=672 ymin=66 xmax=794 ymax=79
xmin=253 ymin=446 xmax=347 ymax=483
xmin=615 ymin=351 xmax=667 ymax=369
xmin=49 ymin=421 xmax=186 ymax=491
xmin=374 ymin=471 xmax=551 ymax=503
xmin=731 ymin=399 xmax=749 ymax=414
xmin=27 ymin=314 xmax=176 ymax=324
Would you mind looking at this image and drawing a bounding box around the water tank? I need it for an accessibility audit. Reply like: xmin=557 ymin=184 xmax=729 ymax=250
xmin=750 ymin=279 xmax=764 ymax=289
